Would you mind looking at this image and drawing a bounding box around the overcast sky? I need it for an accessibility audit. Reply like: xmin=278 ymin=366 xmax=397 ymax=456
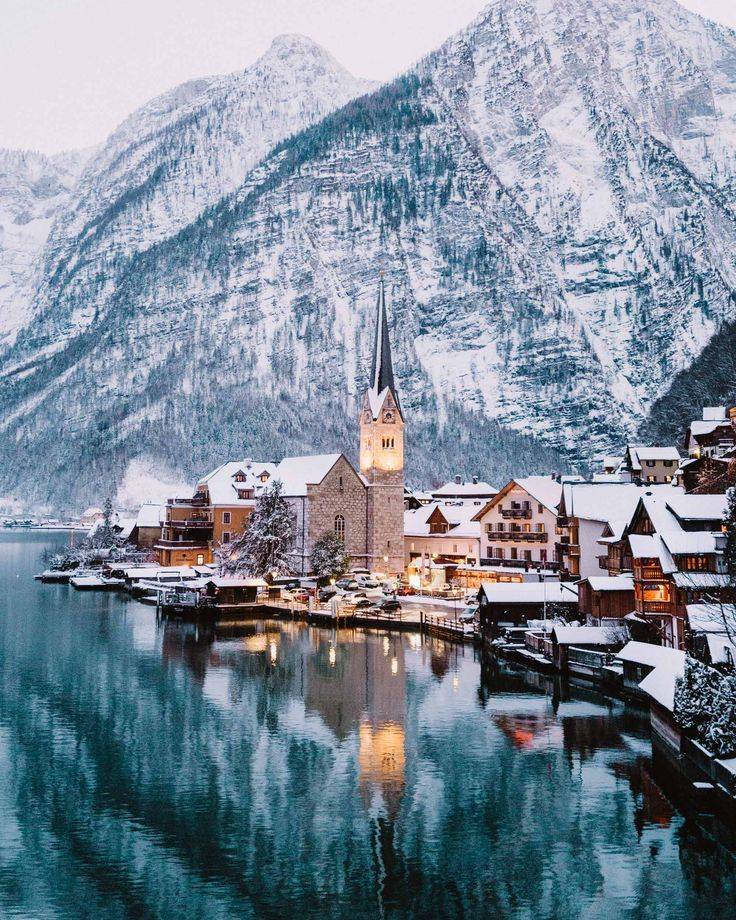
xmin=3 ymin=0 xmax=735 ymax=154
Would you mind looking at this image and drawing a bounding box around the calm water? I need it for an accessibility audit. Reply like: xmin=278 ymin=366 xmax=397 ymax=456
xmin=0 ymin=533 xmax=735 ymax=919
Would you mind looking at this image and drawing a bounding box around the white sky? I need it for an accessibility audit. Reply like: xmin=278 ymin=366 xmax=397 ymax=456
xmin=2 ymin=0 xmax=735 ymax=155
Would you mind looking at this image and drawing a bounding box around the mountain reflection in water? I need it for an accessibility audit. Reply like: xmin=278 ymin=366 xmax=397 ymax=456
xmin=0 ymin=533 xmax=735 ymax=919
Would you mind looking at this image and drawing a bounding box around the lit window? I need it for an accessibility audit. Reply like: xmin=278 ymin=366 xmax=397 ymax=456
xmin=334 ymin=515 xmax=345 ymax=541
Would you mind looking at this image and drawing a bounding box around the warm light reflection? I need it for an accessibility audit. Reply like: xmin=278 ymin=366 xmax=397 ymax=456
xmin=383 ymin=636 xmax=389 ymax=656
xmin=391 ymin=656 xmax=398 ymax=675
xmin=329 ymin=645 xmax=336 ymax=667
xmin=452 ymin=676 xmax=459 ymax=691
xmin=358 ymin=722 xmax=405 ymax=793
xmin=244 ymin=634 xmax=268 ymax=653
xmin=409 ymin=633 xmax=421 ymax=650
xmin=269 ymin=640 xmax=277 ymax=663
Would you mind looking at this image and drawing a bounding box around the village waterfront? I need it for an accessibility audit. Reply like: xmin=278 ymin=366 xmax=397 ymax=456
xmin=0 ymin=531 xmax=734 ymax=919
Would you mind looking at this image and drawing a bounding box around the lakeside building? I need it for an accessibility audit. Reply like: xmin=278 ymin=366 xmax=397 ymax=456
xmin=471 ymin=476 xmax=562 ymax=572
xmin=684 ymin=406 xmax=736 ymax=459
xmin=404 ymin=502 xmax=481 ymax=576
xmin=157 ymin=279 xmax=405 ymax=575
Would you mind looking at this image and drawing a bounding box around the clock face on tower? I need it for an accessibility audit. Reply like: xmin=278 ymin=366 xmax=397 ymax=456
xmin=363 ymin=410 xmax=372 ymax=424
xmin=383 ymin=410 xmax=395 ymax=423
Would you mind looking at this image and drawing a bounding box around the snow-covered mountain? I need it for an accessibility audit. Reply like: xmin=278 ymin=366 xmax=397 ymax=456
xmin=2 ymin=0 xmax=736 ymax=509
xmin=0 ymin=148 xmax=89 ymax=346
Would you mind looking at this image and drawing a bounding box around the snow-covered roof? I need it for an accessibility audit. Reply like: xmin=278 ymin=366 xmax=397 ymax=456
xmin=615 ymin=641 xmax=685 ymax=669
xmin=273 ymin=454 xmax=343 ymax=496
xmin=702 ymin=407 xmax=727 ymax=421
xmin=404 ymin=502 xmax=481 ymax=539
xmin=479 ymin=582 xmax=578 ymax=604
xmin=551 ymin=625 xmax=614 ymax=646
xmin=672 ymin=572 xmax=732 ymax=589
xmin=582 ymin=575 xmax=634 ymax=592
xmin=638 ymin=652 xmax=686 ymax=711
xmin=688 ymin=419 xmax=731 ymax=439
xmin=686 ymin=604 xmax=736 ymax=665
xmin=626 ymin=445 xmax=681 ymax=469
xmin=199 ymin=459 xmax=278 ymax=505
xmin=660 ymin=531 xmax=720 ymax=556
xmin=514 ymin=476 xmax=563 ymax=512
xmin=562 ymin=482 xmax=666 ymax=524
xmin=663 ymin=493 xmax=727 ymax=522
xmin=431 ymin=479 xmax=498 ymax=498
xmin=204 ymin=577 xmax=268 ymax=588
xmin=136 ymin=502 xmax=165 ymax=528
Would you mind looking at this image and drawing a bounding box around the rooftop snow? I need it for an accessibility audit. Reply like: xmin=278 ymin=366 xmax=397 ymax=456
xmin=274 ymin=454 xmax=342 ymax=496
xmin=616 ymin=641 xmax=685 ymax=669
xmin=551 ymin=625 xmax=615 ymax=645
xmin=582 ymin=575 xmax=634 ymax=592
xmin=479 ymin=582 xmax=578 ymax=604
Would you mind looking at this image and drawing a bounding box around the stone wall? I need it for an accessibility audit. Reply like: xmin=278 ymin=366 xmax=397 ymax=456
xmin=307 ymin=455 xmax=369 ymax=569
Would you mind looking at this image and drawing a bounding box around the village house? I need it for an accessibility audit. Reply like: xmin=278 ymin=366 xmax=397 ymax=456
xmin=471 ymin=476 xmax=562 ymax=572
xmin=156 ymin=460 xmax=277 ymax=566
xmin=555 ymin=481 xmax=674 ymax=579
xmin=131 ymin=503 xmax=166 ymax=549
xmin=684 ymin=406 xmax=736 ymax=459
xmin=625 ymin=492 xmax=729 ymax=649
xmin=477 ymin=581 xmax=579 ymax=638
xmin=577 ymin=575 xmax=635 ymax=627
xmin=620 ymin=445 xmax=681 ymax=484
xmin=404 ymin=502 xmax=481 ymax=584
xmin=157 ymin=279 xmax=406 ymax=576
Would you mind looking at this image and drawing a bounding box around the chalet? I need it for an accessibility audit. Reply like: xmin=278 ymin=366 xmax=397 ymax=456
xmin=404 ymin=502 xmax=481 ymax=572
xmin=157 ymin=460 xmax=277 ymax=567
xmin=684 ymin=407 xmax=736 ymax=459
xmin=578 ymin=575 xmax=635 ymax=626
xmin=686 ymin=604 xmax=736 ymax=668
xmin=556 ymin=481 xmax=674 ymax=579
xmin=626 ymin=492 xmax=730 ymax=648
xmin=549 ymin=625 xmax=621 ymax=673
xmin=620 ymin=445 xmax=681 ymax=484
xmin=472 ymin=476 xmax=562 ymax=571
xmin=677 ymin=454 xmax=735 ymax=494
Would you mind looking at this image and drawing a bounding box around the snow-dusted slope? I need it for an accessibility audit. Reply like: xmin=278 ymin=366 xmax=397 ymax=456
xmin=0 ymin=148 xmax=88 ymax=346
xmin=2 ymin=0 xmax=736 ymax=508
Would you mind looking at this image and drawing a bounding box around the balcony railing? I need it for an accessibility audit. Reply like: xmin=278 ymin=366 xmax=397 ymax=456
xmin=490 ymin=532 xmax=548 ymax=543
xmin=500 ymin=508 xmax=532 ymax=519
xmin=168 ymin=497 xmax=208 ymax=507
xmin=155 ymin=538 xmax=210 ymax=549
xmin=168 ymin=518 xmax=213 ymax=529
xmin=481 ymin=558 xmax=559 ymax=571
xmin=639 ymin=600 xmax=672 ymax=614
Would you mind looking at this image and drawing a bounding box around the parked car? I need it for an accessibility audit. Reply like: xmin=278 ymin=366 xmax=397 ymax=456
xmin=282 ymin=588 xmax=309 ymax=604
xmin=396 ymin=585 xmax=415 ymax=596
xmin=373 ymin=599 xmax=401 ymax=614
xmin=354 ymin=598 xmax=375 ymax=610
xmin=335 ymin=578 xmax=360 ymax=591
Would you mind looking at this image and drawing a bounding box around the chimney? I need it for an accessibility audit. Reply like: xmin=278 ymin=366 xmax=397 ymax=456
xmin=454 ymin=475 xmax=461 ymax=485
xmin=472 ymin=476 xmax=478 ymax=485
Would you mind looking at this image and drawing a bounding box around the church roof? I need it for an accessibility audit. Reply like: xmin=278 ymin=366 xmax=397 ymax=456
xmin=368 ymin=278 xmax=402 ymax=419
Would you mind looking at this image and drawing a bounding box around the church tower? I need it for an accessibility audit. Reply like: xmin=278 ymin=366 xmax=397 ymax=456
xmin=360 ymin=278 xmax=405 ymax=575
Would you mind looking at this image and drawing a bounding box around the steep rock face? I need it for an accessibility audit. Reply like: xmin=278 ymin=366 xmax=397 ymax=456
xmin=2 ymin=0 xmax=736 ymax=508
xmin=0 ymin=148 xmax=89 ymax=346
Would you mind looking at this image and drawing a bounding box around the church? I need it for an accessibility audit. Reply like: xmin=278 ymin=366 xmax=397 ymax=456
xmin=156 ymin=279 xmax=406 ymax=576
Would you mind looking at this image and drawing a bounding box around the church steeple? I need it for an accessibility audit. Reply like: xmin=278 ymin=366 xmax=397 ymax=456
xmin=367 ymin=277 xmax=402 ymax=420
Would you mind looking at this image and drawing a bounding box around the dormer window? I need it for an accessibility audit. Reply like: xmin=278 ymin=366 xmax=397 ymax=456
xmin=259 ymin=472 xmax=270 ymax=483
xmin=234 ymin=471 xmax=247 ymax=483
xmin=237 ymin=488 xmax=253 ymax=500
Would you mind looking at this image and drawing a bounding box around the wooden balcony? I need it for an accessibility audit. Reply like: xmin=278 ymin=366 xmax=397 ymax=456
xmin=491 ymin=532 xmax=548 ymax=543
xmin=168 ymin=518 xmax=213 ymax=529
xmin=500 ymin=508 xmax=532 ymax=519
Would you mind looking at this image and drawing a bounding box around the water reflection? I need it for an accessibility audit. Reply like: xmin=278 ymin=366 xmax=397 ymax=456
xmin=0 ymin=534 xmax=735 ymax=919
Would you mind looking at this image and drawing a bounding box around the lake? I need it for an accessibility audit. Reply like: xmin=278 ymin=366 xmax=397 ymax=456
xmin=0 ymin=532 xmax=734 ymax=919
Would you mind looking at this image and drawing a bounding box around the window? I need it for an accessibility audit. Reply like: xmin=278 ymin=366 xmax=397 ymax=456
xmin=523 ymin=523 xmax=531 ymax=533
xmin=339 ymin=475 xmax=343 ymax=490
xmin=510 ymin=548 xmax=518 ymax=560
xmin=196 ymin=554 xmax=204 ymax=565
xmin=497 ymin=522 xmax=505 ymax=532
xmin=222 ymin=531 xmax=231 ymax=544
xmin=646 ymin=476 xmax=656 ymax=483
xmin=538 ymin=504 xmax=544 ymax=514
xmin=453 ymin=544 xmax=458 ymax=553
xmin=646 ymin=460 xmax=656 ymax=467
xmin=540 ymin=549 xmax=547 ymax=563
xmin=334 ymin=515 xmax=345 ymax=541
xmin=663 ymin=460 xmax=674 ymax=467
xmin=223 ymin=512 xmax=231 ymax=524
xmin=524 ymin=550 xmax=532 ymax=561
xmin=536 ymin=523 xmax=544 ymax=532
xmin=496 ymin=548 xmax=504 ymax=559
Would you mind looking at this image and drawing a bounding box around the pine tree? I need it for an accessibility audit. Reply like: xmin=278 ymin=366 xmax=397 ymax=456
xmin=310 ymin=532 xmax=350 ymax=582
xmin=673 ymin=657 xmax=720 ymax=740
xmin=91 ymin=497 xmax=120 ymax=549
xmin=220 ymin=480 xmax=296 ymax=577
xmin=705 ymin=672 xmax=736 ymax=758
xmin=724 ymin=487 xmax=736 ymax=580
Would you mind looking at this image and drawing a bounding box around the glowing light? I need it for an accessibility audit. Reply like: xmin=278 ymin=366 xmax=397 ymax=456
xmin=269 ymin=640 xmax=277 ymax=663
xmin=383 ymin=636 xmax=390 ymax=656
xmin=409 ymin=633 xmax=421 ymax=650
xmin=329 ymin=645 xmax=336 ymax=666
xmin=452 ymin=676 xmax=459 ymax=691
xmin=391 ymin=656 xmax=398 ymax=675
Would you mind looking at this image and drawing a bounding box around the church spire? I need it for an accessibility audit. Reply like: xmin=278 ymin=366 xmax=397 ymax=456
xmin=370 ymin=277 xmax=402 ymax=416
